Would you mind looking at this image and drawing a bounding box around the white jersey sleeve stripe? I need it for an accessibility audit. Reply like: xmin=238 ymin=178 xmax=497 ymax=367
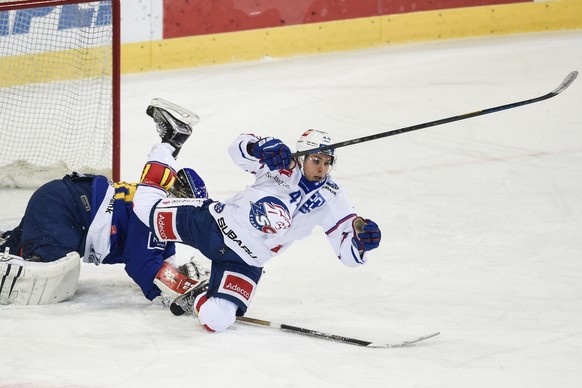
xmin=325 ymin=213 xmax=356 ymax=235
xmin=236 ymin=140 xmax=254 ymax=161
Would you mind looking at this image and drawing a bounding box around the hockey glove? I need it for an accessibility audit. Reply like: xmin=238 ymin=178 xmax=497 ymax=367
xmin=251 ymin=137 xmax=291 ymax=171
xmin=169 ymin=168 xmax=208 ymax=199
xmin=352 ymin=217 xmax=381 ymax=252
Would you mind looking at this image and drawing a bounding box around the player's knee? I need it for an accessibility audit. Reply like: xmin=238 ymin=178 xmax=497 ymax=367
xmin=194 ymin=294 xmax=237 ymax=333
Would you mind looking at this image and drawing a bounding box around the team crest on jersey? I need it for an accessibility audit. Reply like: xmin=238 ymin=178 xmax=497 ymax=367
xmin=249 ymin=196 xmax=291 ymax=234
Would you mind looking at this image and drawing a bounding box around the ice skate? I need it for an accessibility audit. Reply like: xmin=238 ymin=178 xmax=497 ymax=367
xmin=170 ymin=278 xmax=209 ymax=316
xmin=146 ymin=98 xmax=199 ymax=157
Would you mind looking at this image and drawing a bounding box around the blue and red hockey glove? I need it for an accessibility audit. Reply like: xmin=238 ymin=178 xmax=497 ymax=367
xmin=352 ymin=217 xmax=381 ymax=252
xmin=251 ymin=137 xmax=291 ymax=171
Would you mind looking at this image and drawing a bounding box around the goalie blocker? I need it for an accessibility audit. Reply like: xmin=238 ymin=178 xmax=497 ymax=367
xmin=0 ymin=251 xmax=80 ymax=305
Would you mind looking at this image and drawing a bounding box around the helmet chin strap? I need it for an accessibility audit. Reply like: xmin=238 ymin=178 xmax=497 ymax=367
xmin=297 ymin=155 xmax=306 ymax=176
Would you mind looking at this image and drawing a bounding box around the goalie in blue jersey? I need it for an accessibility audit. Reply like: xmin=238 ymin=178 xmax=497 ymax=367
xmin=0 ymin=99 xmax=210 ymax=306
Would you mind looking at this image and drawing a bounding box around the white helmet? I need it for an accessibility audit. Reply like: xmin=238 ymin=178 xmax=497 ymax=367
xmin=296 ymin=129 xmax=335 ymax=161
xmin=296 ymin=129 xmax=336 ymax=178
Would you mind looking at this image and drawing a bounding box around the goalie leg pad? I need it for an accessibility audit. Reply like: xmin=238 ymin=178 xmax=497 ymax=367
xmin=0 ymin=258 xmax=24 ymax=302
xmin=0 ymin=251 xmax=81 ymax=305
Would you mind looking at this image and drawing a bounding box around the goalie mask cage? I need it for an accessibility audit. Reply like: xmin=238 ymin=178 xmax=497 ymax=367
xmin=0 ymin=0 xmax=120 ymax=188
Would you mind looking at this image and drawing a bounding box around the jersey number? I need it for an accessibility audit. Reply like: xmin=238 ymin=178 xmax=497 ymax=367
xmin=289 ymin=191 xmax=326 ymax=214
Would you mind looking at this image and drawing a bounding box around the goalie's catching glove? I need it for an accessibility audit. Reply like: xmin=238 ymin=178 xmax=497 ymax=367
xmin=352 ymin=217 xmax=381 ymax=252
xmin=251 ymin=137 xmax=291 ymax=171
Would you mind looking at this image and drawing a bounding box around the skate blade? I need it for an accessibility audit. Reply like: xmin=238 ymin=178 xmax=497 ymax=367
xmin=150 ymin=98 xmax=200 ymax=127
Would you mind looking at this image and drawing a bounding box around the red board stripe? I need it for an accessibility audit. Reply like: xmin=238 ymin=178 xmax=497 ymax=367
xmin=163 ymin=0 xmax=532 ymax=39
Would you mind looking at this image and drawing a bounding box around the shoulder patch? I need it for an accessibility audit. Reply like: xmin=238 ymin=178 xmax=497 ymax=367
xmin=323 ymin=180 xmax=340 ymax=195
xmin=326 ymin=180 xmax=339 ymax=190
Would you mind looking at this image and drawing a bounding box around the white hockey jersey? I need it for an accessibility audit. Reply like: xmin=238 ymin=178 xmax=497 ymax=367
xmin=208 ymin=134 xmax=370 ymax=268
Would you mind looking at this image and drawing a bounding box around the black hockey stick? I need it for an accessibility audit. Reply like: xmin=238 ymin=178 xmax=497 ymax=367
xmin=236 ymin=316 xmax=440 ymax=348
xmin=291 ymin=71 xmax=578 ymax=158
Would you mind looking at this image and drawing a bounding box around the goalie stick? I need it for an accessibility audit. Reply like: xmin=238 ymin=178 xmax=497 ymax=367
xmin=236 ymin=316 xmax=440 ymax=348
xmin=291 ymin=71 xmax=578 ymax=158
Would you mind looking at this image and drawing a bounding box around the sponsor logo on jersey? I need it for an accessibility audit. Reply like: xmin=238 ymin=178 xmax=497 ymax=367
xmin=219 ymin=272 xmax=256 ymax=305
xmin=216 ymin=218 xmax=257 ymax=259
xmin=147 ymin=232 xmax=167 ymax=250
xmin=326 ymin=181 xmax=339 ymax=190
xmin=249 ymin=196 xmax=291 ymax=234
xmin=323 ymin=181 xmax=339 ymax=196
xmin=80 ymin=195 xmax=91 ymax=212
xmin=154 ymin=209 xmax=180 ymax=241
xmin=265 ymin=171 xmax=291 ymax=188
xmin=105 ymin=195 xmax=115 ymax=214
xmin=155 ymin=262 xmax=198 ymax=294
xmin=159 ymin=198 xmax=204 ymax=207
xmin=162 ymin=267 xmax=178 ymax=284
xmin=214 ymin=202 xmax=225 ymax=213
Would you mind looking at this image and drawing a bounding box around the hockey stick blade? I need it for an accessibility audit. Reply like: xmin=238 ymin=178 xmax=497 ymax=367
xmin=236 ymin=316 xmax=440 ymax=348
xmin=292 ymin=71 xmax=578 ymax=158
xmin=551 ymin=70 xmax=578 ymax=95
xmin=366 ymin=332 xmax=441 ymax=348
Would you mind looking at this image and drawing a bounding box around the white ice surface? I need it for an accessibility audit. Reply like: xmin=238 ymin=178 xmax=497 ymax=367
xmin=1 ymin=30 xmax=581 ymax=387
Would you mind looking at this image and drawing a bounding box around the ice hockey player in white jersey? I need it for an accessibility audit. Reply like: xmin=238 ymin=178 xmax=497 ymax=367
xmin=142 ymin=128 xmax=382 ymax=332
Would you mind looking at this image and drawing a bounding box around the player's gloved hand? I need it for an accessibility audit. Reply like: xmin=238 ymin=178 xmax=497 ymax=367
xmin=251 ymin=137 xmax=291 ymax=170
xmin=352 ymin=217 xmax=381 ymax=252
